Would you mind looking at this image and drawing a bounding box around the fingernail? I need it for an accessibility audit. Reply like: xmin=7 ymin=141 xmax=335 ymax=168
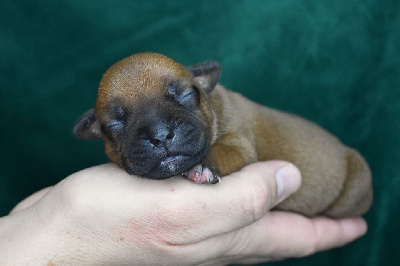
xmin=276 ymin=164 xmax=301 ymax=203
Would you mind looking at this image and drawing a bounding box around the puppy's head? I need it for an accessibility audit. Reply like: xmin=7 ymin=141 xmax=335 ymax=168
xmin=73 ymin=53 xmax=221 ymax=179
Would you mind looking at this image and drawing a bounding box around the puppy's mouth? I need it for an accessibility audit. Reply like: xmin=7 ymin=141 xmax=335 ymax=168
xmin=158 ymin=155 xmax=189 ymax=173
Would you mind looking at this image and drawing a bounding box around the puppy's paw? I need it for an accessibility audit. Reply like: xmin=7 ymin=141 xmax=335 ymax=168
xmin=182 ymin=164 xmax=221 ymax=184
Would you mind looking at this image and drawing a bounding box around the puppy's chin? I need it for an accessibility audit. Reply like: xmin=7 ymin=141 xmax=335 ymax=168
xmin=123 ymin=148 xmax=208 ymax=180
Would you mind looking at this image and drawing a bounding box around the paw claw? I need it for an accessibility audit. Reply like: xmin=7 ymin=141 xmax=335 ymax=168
xmin=183 ymin=164 xmax=220 ymax=184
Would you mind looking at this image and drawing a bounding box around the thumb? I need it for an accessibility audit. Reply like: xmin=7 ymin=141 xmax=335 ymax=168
xmin=163 ymin=161 xmax=302 ymax=244
xmin=274 ymin=162 xmax=302 ymax=205
xmin=233 ymin=161 xmax=301 ymax=211
xmin=160 ymin=161 xmax=302 ymax=260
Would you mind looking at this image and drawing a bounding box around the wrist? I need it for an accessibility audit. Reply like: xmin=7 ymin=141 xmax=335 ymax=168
xmin=0 ymin=207 xmax=85 ymax=264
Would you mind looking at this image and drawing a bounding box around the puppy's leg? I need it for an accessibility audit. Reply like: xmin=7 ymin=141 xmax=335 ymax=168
xmin=322 ymin=149 xmax=373 ymax=217
xmin=183 ymin=133 xmax=257 ymax=184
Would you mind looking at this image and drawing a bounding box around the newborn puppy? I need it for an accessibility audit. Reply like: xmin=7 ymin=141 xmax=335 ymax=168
xmin=73 ymin=52 xmax=373 ymax=217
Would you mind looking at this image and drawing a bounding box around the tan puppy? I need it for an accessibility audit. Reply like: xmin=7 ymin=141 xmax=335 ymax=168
xmin=73 ymin=52 xmax=373 ymax=217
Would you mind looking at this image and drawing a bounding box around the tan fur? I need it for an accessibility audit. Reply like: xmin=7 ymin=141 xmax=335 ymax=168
xmin=94 ymin=53 xmax=373 ymax=217
xmin=96 ymin=53 xmax=193 ymax=116
xmin=208 ymin=86 xmax=372 ymax=216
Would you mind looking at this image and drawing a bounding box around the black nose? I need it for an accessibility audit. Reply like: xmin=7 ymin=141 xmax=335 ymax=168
xmin=147 ymin=122 xmax=175 ymax=147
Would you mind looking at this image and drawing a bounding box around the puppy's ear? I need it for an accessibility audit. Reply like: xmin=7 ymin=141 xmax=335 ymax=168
xmin=73 ymin=108 xmax=102 ymax=139
xmin=189 ymin=61 xmax=221 ymax=94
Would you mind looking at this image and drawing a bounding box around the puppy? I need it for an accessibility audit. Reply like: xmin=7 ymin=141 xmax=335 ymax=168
xmin=73 ymin=52 xmax=373 ymax=217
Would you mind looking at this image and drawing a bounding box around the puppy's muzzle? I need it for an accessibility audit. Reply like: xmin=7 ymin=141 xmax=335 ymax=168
xmin=121 ymin=119 xmax=208 ymax=179
xmin=143 ymin=121 xmax=176 ymax=148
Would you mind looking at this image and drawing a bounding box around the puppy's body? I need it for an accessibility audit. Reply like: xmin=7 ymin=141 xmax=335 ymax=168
xmin=74 ymin=52 xmax=373 ymax=217
xmin=208 ymin=86 xmax=372 ymax=216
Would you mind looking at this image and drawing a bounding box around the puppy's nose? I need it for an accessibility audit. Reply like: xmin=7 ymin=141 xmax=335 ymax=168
xmin=148 ymin=123 xmax=175 ymax=147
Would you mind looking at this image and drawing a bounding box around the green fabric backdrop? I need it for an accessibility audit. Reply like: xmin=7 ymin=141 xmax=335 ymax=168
xmin=1 ymin=1 xmax=399 ymax=265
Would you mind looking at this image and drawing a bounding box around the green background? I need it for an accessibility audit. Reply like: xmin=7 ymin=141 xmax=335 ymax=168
xmin=1 ymin=1 xmax=399 ymax=265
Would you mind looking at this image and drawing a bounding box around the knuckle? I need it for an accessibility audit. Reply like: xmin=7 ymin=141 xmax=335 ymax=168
xmin=300 ymin=221 xmax=320 ymax=257
xmin=251 ymin=181 xmax=271 ymax=220
xmin=57 ymin=173 xmax=96 ymax=214
xmin=236 ymin=177 xmax=272 ymax=221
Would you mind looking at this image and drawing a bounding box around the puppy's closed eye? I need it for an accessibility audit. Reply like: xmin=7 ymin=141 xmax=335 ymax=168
xmin=168 ymin=85 xmax=199 ymax=107
xmin=106 ymin=120 xmax=125 ymax=131
xmin=177 ymin=86 xmax=199 ymax=106
xmin=102 ymin=106 xmax=127 ymax=138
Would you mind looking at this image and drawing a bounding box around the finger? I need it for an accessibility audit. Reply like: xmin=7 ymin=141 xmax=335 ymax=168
xmin=10 ymin=187 xmax=52 ymax=214
xmin=214 ymin=211 xmax=367 ymax=263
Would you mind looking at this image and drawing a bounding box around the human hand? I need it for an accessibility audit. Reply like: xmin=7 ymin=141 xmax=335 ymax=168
xmin=1 ymin=162 xmax=367 ymax=265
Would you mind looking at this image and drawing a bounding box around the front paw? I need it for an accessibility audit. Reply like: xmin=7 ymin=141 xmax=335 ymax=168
xmin=182 ymin=164 xmax=221 ymax=184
